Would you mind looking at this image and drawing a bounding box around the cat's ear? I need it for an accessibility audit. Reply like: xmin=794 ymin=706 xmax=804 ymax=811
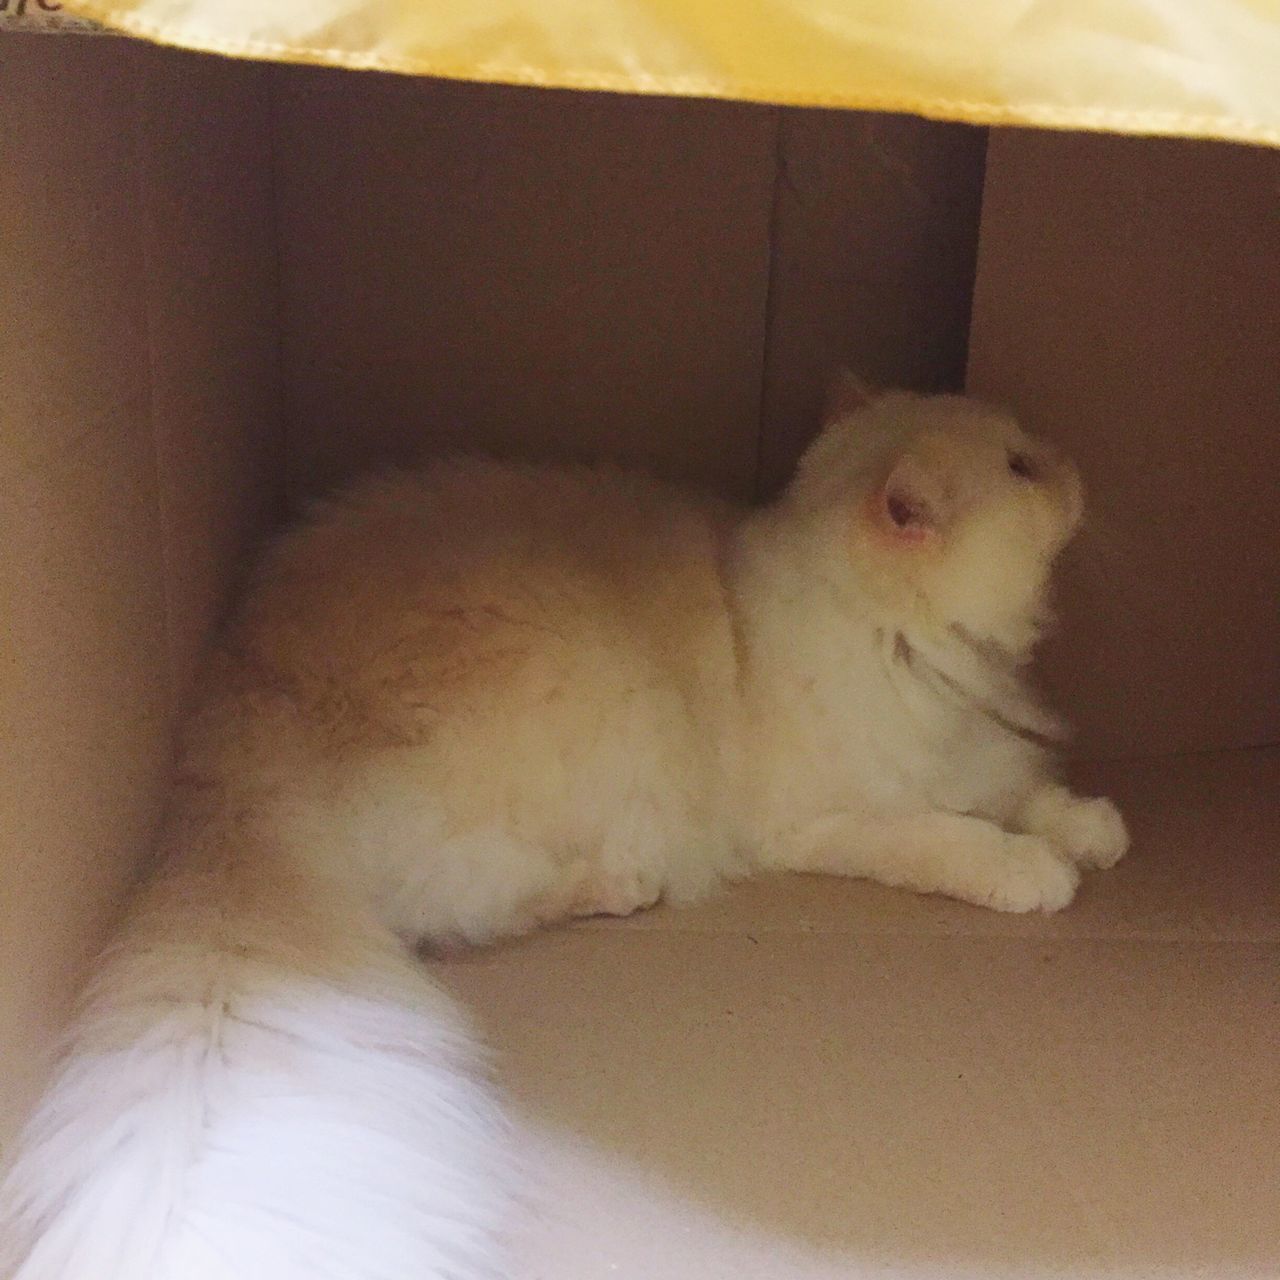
xmin=823 ymin=368 xmax=878 ymax=424
xmin=877 ymin=454 xmax=954 ymax=544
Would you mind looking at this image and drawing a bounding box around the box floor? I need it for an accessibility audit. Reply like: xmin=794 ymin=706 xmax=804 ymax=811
xmin=439 ymin=748 xmax=1279 ymax=1279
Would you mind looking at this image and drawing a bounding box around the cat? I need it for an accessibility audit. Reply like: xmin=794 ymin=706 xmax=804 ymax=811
xmin=0 ymin=381 xmax=1128 ymax=1279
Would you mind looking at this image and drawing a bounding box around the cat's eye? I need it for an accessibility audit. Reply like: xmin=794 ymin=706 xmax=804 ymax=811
xmin=1007 ymin=451 xmax=1036 ymax=481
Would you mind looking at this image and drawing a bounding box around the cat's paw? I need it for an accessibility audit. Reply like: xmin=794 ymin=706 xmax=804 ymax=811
xmin=981 ymin=836 xmax=1080 ymax=913
xmin=565 ymin=866 xmax=662 ymax=919
xmin=1025 ymin=788 xmax=1130 ymax=870
xmin=1053 ymin=796 xmax=1129 ymax=869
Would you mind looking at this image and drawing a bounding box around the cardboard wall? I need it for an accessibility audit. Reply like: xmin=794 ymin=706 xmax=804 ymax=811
xmin=968 ymin=131 xmax=1280 ymax=758
xmin=756 ymin=110 xmax=985 ymax=495
xmin=0 ymin=40 xmax=281 ymax=1136
xmin=273 ymin=72 xmax=775 ymax=500
xmin=271 ymin=67 xmax=986 ymax=502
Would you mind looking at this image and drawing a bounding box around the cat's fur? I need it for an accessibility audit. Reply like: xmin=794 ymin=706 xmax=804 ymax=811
xmin=0 ymin=386 xmax=1128 ymax=1279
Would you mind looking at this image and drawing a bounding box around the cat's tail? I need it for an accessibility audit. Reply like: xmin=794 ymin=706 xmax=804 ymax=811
xmin=0 ymin=817 xmax=507 ymax=1280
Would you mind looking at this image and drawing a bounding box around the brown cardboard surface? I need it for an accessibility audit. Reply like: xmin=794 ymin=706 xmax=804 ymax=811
xmin=132 ymin=51 xmax=282 ymax=697
xmin=274 ymin=70 xmax=776 ymax=501
xmin=968 ymin=131 xmax=1280 ymax=760
xmin=0 ymin=40 xmax=281 ymax=1139
xmin=757 ymin=112 xmax=986 ymax=497
xmin=1 ymin=45 xmax=150 ymax=484
xmin=442 ymin=749 xmax=1280 ymax=1279
xmin=0 ymin=412 xmax=170 ymax=1135
xmin=0 ymin=39 xmax=168 ymax=1137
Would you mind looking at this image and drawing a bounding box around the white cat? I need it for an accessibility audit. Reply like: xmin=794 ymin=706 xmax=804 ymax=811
xmin=0 ymin=383 xmax=1127 ymax=1279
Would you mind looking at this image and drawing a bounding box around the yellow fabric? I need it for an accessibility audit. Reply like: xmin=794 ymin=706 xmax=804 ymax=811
xmin=63 ymin=0 xmax=1280 ymax=146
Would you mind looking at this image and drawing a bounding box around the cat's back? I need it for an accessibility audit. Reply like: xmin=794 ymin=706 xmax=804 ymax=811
xmin=228 ymin=457 xmax=740 ymax=732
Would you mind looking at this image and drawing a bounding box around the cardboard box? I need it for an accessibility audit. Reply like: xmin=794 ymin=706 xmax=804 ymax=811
xmin=2 ymin=33 xmax=1276 ymax=1279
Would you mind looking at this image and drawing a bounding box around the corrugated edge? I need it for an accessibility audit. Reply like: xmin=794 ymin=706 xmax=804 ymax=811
xmin=57 ymin=1 xmax=1280 ymax=148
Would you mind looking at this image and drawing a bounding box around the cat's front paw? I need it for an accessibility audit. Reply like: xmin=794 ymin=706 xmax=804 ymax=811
xmin=983 ymin=836 xmax=1080 ymax=913
xmin=1024 ymin=788 xmax=1130 ymax=870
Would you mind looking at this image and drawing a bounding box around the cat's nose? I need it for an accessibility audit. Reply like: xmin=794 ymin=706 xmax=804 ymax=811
xmin=1027 ymin=437 xmax=1084 ymax=534
xmin=1048 ymin=449 xmax=1085 ymax=534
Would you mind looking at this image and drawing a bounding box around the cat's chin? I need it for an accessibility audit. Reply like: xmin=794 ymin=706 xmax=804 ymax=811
xmin=846 ymin=538 xmax=1047 ymax=665
xmin=915 ymin=560 xmax=1057 ymax=665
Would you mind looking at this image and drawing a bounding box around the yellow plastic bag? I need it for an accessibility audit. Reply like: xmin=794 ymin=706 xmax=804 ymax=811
xmin=62 ymin=0 xmax=1280 ymax=146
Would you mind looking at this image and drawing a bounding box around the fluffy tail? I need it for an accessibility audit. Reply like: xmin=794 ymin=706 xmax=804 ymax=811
xmin=0 ymin=838 xmax=506 ymax=1280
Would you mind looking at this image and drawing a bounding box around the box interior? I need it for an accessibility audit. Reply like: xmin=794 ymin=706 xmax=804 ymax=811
xmin=2 ymin=34 xmax=1277 ymax=1278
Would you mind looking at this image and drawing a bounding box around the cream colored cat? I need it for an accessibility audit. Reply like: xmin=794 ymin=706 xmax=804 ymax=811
xmin=0 ymin=384 xmax=1127 ymax=1280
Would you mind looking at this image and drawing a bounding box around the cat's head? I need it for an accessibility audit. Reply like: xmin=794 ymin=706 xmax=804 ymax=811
xmin=787 ymin=374 xmax=1084 ymax=658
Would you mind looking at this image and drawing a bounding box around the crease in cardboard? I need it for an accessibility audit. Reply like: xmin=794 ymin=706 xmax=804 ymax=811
xmin=126 ymin=57 xmax=180 ymax=734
